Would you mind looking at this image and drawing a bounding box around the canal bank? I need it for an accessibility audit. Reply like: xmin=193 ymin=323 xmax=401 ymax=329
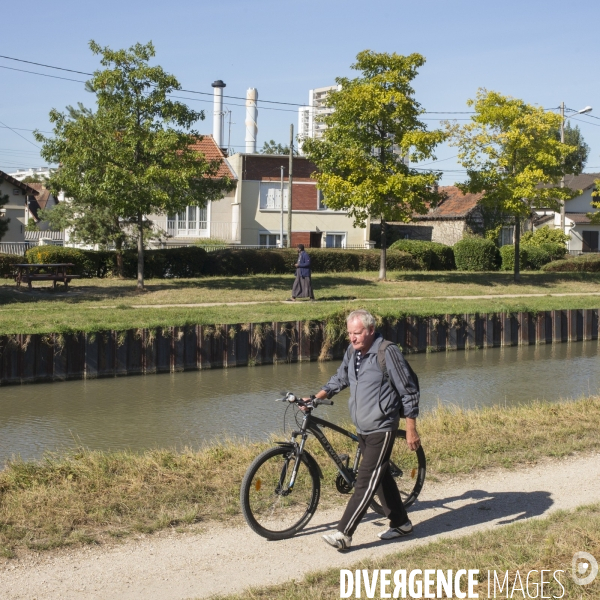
xmin=0 ymin=308 xmax=598 ymax=385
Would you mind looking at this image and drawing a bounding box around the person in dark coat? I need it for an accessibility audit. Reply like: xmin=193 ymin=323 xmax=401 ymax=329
xmin=289 ymin=244 xmax=315 ymax=301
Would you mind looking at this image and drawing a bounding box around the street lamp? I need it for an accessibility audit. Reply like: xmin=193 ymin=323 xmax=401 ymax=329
xmin=560 ymin=102 xmax=593 ymax=233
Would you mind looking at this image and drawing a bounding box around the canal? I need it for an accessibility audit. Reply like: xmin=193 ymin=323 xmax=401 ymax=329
xmin=1 ymin=341 xmax=599 ymax=464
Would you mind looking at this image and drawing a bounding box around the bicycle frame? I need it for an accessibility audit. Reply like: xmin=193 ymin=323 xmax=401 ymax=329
xmin=281 ymin=409 xmax=360 ymax=490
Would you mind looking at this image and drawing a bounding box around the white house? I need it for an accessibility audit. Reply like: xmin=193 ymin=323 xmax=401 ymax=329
xmin=535 ymin=172 xmax=600 ymax=253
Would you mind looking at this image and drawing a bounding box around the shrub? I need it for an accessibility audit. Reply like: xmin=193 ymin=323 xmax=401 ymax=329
xmin=389 ymin=240 xmax=455 ymax=270
xmin=25 ymin=246 xmax=101 ymax=277
xmin=0 ymin=253 xmax=22 ymax=278
xmin=542 ymin=254 xmax=600 ymax=272
xmin=453 ymin=237 xmax=500 ymax=271
xmin=121 ymin=247 xmax=208 ymax=278
xmin=521 ymin=225 xmax=570 ymax=248
xmin=500 ymin=243 xmax=567 ymax=271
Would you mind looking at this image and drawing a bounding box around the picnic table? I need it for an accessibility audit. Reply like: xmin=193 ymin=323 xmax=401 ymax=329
xmin=11 ymin=263 xmax=82 ymax=290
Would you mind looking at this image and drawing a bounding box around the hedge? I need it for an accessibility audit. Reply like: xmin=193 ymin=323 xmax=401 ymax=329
xmin=22 ymin=246 xmax=420 ymax=278
xmin=500 ymin=243 xmax=567 ymax=271
xmin=25 ymin=246 xmax=112 ymax=278
xmin=542 ymin=254 xmax=600 ymax=273
xmin=0 ymin=253 xmax=22 ymax=278
xmin=203 ymin=248 xmax=419 ymax=276
xmin=453 ymin=238 xmax=500 ymax=271
xmin=389 ymin=240 xmax=455 ymax=270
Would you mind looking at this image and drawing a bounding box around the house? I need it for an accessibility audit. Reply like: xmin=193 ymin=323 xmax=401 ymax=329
xmin=534 ymin=172 xmax=600 ymax=253
xmin=23 ymin=183 xmax=63 ymax=244
xmin=378 ymin=186 xmax=484 ymax=246
xmin=225 ymin=152 xmax=369 ymax=248
xmin=0 ymin=170 xmax=40 ymax=243
xmin=149 ymin=135 xmax=239 ymax=244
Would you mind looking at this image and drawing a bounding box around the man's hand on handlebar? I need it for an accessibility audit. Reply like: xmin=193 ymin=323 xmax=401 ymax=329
xmin=300 ymin=390 xmax=331 ymax=412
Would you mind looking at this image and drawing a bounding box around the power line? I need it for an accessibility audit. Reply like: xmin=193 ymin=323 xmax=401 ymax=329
xmin=0 ymin=53 xmax=475 ymax=114
xmin=0 ymin=119 xmax=41 ymax=149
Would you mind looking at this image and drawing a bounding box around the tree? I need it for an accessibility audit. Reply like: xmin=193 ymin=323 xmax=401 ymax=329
xmin=302 ymin=50 xmax=445 ymax=280
xmin=260 ymin=139 xmax=297 ymax=155
xmin=448 ymin=89 xmax=580 ymax=282
xmin=36 ymin=41 xmax=235 ymax=289
xmin=554 ymin=122 xmax=589 ymax=175
xmin=0 ymin=193 xmax=10 ymax=241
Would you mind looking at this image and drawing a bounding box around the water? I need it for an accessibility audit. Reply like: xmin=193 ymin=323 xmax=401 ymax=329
xmin=1 ymin=341 xmax=599 ymax=464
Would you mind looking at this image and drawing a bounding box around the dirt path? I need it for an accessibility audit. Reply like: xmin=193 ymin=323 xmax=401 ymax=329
xmin=130 ymin=290 xmax=600 ymax=309
xmin=1 ymin=452 xmax=599 ymax=600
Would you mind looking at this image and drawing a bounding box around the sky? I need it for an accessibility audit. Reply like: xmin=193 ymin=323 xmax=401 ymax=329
xmin=2 ymin=0 xmax=600 ymax=185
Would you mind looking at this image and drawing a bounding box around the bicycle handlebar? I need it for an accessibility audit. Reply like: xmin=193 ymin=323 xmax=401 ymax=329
xmin=277 ymin=392 xmax=334 ymax=408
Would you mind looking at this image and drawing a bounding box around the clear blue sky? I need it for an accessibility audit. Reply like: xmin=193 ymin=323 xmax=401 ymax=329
xmin=2 ymin=0 xmax=600 ymax=185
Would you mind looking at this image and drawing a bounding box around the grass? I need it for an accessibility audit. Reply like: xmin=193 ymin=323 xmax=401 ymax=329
xmin=1 ymin=271 xmax=600 ymax=334
xmin=1 ymin=396 xmax=600 ymax=556
xmin=210 ymin=503 xmax=600 ymax=599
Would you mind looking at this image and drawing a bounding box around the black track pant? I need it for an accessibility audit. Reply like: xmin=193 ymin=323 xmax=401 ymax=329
xmin=338 ymin=430 xmax=409 ymax=537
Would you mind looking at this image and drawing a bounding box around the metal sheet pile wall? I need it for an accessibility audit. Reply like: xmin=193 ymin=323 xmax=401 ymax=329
xmin=0 ymin=309 xmax=598 ymax=385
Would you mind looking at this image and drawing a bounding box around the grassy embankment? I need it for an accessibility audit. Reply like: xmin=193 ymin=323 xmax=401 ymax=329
xmin=1 ymin=396 xmax=600 ymax=557
xmin=1 ymin=271 xmax=600 ymax=334
xmin=211 ymin=504 xmax=600 ymax=599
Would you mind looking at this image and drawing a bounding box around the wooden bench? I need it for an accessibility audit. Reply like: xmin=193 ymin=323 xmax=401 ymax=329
xmin=11 ymin=264 xmax=82 ymax=291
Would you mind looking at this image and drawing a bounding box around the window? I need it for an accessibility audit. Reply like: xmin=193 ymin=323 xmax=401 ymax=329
xmin=325 ymin=233 xmax=346 ymax=248
xmin=260 ymin=182 xmax=289 ymax=210
xmin=167 ymin=206 xmax=208 ymax=237
xmin=13 ymin=189 xmax=20 ymax=195
xmin=259 ymin=232 xmax=287 ymax=247
xmin=582 ymin=230 xmax=599 ymax=252
xmin=317 ymin=190 xmax=327 ymax=210
xmin=500 ymin=226 xmax=514 ymax=247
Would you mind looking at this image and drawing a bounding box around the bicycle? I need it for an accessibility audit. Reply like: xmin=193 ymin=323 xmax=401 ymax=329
xmin=240 ymin=393 xmax=426 ymax=540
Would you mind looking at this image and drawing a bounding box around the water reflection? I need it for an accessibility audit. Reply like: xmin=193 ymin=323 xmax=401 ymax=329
xmin=0 ymin=341 xmax=599 ymax=464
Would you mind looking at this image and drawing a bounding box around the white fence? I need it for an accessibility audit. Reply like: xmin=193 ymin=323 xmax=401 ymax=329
xmin=0 ymin=242 xmax=33 ymax=256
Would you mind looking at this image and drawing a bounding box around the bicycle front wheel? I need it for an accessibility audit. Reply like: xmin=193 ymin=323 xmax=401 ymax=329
xmin=241 ymin=445 xmax=320 ymax=540
xmin=370 ymin=429 xmax=426 ymax=515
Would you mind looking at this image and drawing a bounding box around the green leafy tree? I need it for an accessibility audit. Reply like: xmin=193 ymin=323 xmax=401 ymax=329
xmin=554 ymin=122 xmax=589 ymax=175
xmin=448 ymin=89 xmax=579 ymax=282
xmin=260 ymin=140 xmax=297 ymax=155
xmin=302 ymin=50 xmax=445 ymax=279
xmin=0 ymin=193 xmax=10 ymax=241
xmin=36 ymin=41 xmax=235 ymax=289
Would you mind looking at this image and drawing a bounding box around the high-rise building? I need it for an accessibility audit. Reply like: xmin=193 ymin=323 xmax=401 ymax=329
xmin=297 ymin=85 xmax=339 ymax=153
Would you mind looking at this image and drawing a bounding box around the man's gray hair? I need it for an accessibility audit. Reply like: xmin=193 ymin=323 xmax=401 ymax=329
xmin=347 ymin=309 xmax=376 ymax=330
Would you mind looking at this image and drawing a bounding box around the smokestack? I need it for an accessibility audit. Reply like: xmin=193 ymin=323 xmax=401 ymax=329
xmin=211 ymin=80 xmax=226 ymax=148
xmin=245 ymin=88 xmax=258 ymax=153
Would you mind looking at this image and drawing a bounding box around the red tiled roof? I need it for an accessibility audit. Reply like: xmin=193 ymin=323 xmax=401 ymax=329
xmin=188 ymin=135 xmax=236 ymax=179
xmin=415 ymin=186 xmax=482 ymax=220
xmin=27 ymin=183 xmax=53 ymax=210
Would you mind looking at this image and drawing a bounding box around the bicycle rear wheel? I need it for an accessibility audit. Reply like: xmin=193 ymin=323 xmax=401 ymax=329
xmin=241 ymin=445 xmax=320 ymax=540
xmin=370 ymin=429 xmax=426 ymax=515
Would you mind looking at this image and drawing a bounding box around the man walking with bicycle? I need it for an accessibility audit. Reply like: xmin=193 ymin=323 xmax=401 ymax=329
xmin=310 ymin=309 xmax=420 ymax=550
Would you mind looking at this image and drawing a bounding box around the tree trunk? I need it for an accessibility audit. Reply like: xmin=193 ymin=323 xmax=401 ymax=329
xmin=514 ymin=216 xmax=520 ymax=283
xmin=115 ymin=238 xmax=124 ymax=278
xmin=137 ymin=211 xmax=144 ymax=290
xmin=379 ymin=218 xmax=387 ymax=280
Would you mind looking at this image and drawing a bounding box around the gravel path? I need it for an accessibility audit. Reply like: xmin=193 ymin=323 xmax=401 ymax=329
xmin=1 ymin=452 xmax=599 ymax=600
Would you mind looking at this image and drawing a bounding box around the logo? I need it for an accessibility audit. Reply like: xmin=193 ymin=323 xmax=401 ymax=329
xmin=572 ymin=551 xmax=598 ymax=586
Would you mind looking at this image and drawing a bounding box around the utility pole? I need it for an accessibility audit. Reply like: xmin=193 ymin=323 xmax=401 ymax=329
xmin=287 ymin=124 xmax=294 ymax=248
xmin=279 ymin=165 xmax=285 ymax=247
xmin=560 ymin=101 xmax=566 ymax=235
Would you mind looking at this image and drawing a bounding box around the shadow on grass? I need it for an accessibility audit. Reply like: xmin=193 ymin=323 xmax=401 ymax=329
xmin=391 ymin=271 xmax=600 ymax=288
xmin=0 ymin=274 xmax=377 ymax=306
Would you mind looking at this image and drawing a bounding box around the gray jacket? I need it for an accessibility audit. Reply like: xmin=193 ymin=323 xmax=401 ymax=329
xmin=320 ymin=334 xmax=419 ymax=435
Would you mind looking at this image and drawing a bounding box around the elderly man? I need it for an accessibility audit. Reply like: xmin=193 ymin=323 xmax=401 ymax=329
xmin=310 ymin=309 xmax=420 ymax=550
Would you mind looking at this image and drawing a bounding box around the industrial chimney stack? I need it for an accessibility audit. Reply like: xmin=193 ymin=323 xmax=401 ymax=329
xmin=245 ymin=88 xmax=258 ymax=153
xmin=211 ymin=80 xmax=226 ymax=149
